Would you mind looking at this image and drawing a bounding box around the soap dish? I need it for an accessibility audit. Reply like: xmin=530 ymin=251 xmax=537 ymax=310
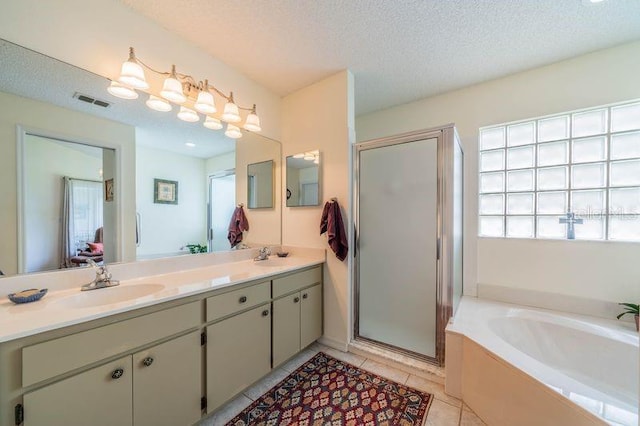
xmin=276 ymin=252 xmax=289 ymax=258
xmin=8 ymin=289 xmax=48 ymax=304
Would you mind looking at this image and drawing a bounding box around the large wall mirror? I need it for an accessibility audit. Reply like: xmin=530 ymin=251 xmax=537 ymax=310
xmin=286 ymin=150 xmax=321 ymax=207
xmin=0 ymin=38 xmax=281 ymax=277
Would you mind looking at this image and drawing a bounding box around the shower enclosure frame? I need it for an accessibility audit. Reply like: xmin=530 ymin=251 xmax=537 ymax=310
xmin=352 ymin=124 xmax=463 ymax=366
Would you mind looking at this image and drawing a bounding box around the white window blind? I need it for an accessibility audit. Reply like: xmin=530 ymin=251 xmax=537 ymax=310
xmin=478 ymin=101 xmax=640 ymax=241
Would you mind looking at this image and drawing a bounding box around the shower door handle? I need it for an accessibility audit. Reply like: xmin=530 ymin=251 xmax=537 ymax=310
xmin=436 ymin=237 xmax=441 ymax=260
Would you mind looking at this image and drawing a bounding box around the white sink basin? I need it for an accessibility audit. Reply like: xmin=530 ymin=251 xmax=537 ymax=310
xmin=54 ymin=284 xmax=165 ymax=308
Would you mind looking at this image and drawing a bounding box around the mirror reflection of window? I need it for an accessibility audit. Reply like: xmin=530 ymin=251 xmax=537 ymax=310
xmin=286 ymin=151 xmax=321 ymax=207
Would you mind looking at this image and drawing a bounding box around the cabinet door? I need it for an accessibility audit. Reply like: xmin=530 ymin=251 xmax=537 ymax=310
xmin=273 ymin=293 xmax=301 ymax=367
xmin=133 ymin=331 xmax=202 ymax=426
xmin=24 ymin=356 xmax=132 ymax=426
xmin=300 ymin=284 xmax=322 ymax=348
xmin=207 ymin=303 xmax=271 ymax=412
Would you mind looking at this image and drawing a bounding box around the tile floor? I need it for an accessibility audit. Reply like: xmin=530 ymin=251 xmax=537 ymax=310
xmin=198 ymin=343 xmax=485 ymax=426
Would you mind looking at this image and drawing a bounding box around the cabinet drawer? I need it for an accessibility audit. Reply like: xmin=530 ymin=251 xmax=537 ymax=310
xmin=22 ymin=301 xmax=201 ymax=387
xmin=272 ymin=266 xmax=322 ymax=298
xmin=206 ymin=281 xmax=270 ymax=322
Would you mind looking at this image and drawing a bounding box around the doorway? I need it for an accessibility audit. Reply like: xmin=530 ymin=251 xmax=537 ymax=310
xmin=208 ymin=170 xmax=236 ymax=252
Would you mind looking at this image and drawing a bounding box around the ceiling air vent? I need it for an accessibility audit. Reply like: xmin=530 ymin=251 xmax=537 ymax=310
xmin=72 ymin=92 xmax=111 ymax=108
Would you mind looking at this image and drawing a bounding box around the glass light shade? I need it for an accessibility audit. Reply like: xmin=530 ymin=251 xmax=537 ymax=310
xmin=107 ymin=81 xmax=138 ymax=99
xmin=177 ymin=106 xmax=199 ymax=123
xmin=203 ymin=116 xmax=223 ymax=130
xmin=221 ymin=101 xmax=241 ymax=123
xmin=243 ymin=111 xmax=261 ymax=132
xmin=293 ymin=153 xmax=305 ymax=159
xmin=118 ymin=60 xmax=149 ymax=90
xmin=303 ymin=154 xmax=315 ymax=161
xmin=146 ymin=95 xmax=172 ymax=112
xmin=225 ymin=124 xmax=243 ymax=139
xmin=194 ymin=91 xmax=216 ymax=114
xmin=160 ymin=77 xmax=186 ymax=104
xmin=313 ymin=158 xmax=319 ymax=164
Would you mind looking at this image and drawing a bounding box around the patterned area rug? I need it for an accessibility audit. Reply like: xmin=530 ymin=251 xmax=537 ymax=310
xmin=225 ymin=352 xmax=432 ymax=426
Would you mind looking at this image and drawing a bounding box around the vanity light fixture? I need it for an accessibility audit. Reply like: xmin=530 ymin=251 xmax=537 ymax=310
xmin=177 ymin=106 xmax=199 ymax=122
xmin=118 ymin=47 xmax=149 ymax=90
xmin=108 ymin=47 xmax=263 ymax=138
xmin=204 ymin=116 xmax=223 ymax=130
xmin=107 ymin=81 xmax=138 ymax=99
xmin=225 ymin=124 xmax=243 ymax=139
xmin=243 ymin=104 xmax=262 ymax=132
xmin=221 ymin=92 xmax=241 ymax=123
xmin=146 ymin=95 xmax=172 ymax=112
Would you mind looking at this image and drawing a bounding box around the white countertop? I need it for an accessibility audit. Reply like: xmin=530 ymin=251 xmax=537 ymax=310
xmin=0 ymin=256 xmax=324 ymax=343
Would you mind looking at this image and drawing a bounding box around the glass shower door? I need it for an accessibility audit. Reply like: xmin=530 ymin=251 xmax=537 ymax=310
xmin=356 ymin=137 xmax=439 ymax=358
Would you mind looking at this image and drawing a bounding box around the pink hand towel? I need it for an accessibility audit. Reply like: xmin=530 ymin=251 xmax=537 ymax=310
xmin=228 ymin=206 xmax=249 ymax=248
xmin=320 ymin=200 xmax=348 ymax=261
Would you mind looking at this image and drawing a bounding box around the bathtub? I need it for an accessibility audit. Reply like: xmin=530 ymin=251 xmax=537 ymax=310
xmin=446 ymin=297 xmax=639 ymax=426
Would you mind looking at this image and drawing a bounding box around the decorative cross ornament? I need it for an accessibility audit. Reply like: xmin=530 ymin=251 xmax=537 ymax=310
xmin=559 ymin=212 xmax=584 ymax=240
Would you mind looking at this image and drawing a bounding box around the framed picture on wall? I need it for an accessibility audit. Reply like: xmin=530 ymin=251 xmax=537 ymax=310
xmin=154 ymin=178 xmax=178 ymax=205
xmin=105 ymin=178 xmax=114 ymax=202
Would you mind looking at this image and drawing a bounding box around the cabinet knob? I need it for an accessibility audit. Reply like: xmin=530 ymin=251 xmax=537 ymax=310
xmin=142 ymin=357 xmax=154 ymax=367
xmin=239 ymin=296 xmax=247 ymax=304
xmin=302 ymin=293 xmax=308 ymax=299
xmin=294 ymin=297 xmax=300 ymax=303
xmin=111 ymin=368 xmax=124 ymax=379
xmin=262 ymin=309 xmax=269 ymax=317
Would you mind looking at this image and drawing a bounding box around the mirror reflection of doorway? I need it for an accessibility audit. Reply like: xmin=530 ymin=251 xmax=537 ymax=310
xmin=20 ymin=134 xmax=115 ymax=273
xmin=208 ymin=171 xmax=236 ymax=252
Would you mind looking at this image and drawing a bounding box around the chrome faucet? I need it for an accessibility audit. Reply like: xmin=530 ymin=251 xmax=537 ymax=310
xmin=254 ymin=247 xmax=271 ymax=261
xmin=81 ymin=259 xmax=120 ymax=291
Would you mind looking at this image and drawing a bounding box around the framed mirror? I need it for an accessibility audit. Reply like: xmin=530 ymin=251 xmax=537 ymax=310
xmin=286 ymin=150 xmax=321 ymax=207
xmin=0 ymin=38 xmax=282 ymax=277
xmin=247 ymin=160 xmax=274 ymax=209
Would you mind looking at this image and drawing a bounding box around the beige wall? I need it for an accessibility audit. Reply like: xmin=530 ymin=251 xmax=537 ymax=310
xmin=0 ymin=91 xmax=136 ymax=276
xmin=282 ymin=70 xmax=355 ymax=349
xmin=236 ymin=133 xmax=282 ymax=247
xmin=0 ymin=0 xmax=282 ymax=141
xmin=206 ymin=151 xmax=235 ymax=176
xmin=135 ymin=145 xmax=207 ymax=258
xmin=356 ymin=41 xmax=640 ymax=303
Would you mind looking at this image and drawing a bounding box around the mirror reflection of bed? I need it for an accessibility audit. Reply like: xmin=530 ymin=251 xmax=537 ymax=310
xmin=21 ymin=134 xmax=115 ymax=273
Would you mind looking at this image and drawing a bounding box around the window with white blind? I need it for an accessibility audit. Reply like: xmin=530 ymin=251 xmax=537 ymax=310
xmin=478 ymin=100 xmax=640 ymax=241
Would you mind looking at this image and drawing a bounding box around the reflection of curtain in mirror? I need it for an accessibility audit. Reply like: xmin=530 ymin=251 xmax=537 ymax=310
xmin=59 ymin=177 xmax=103 ymax=267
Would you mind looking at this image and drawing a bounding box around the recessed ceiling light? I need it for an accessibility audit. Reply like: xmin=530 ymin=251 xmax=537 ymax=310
xmin=185 ymin=142 xmax=196 ymax=148
xmin=587 ymin=0 xmax=606 ymax=3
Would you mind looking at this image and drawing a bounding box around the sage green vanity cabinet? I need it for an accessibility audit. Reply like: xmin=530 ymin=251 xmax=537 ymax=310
xmin=206 ymin=303 xmax=272 ymax=412
xmin=23 ymin=356 xmax=133 ymax=426
xmin=272 ymin=266 xmax=323 ymax=367
xmin=133 ymin=331 xmax=202 ymax=426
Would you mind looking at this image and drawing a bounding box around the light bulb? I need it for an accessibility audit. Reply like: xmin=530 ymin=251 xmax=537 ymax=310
xmin=194 ymin=82 xmax=216 ymax=114
xmin=225 ymin=124 xmax=243 ymax=139
xmin=146 ymin=95 xmax=172 ymax=112
xmin=117 ymin=47 xmax=149 ymax=90
xmin=243 ymin=104 xmax=261 ymax=132
xmin=107 ymin=81 xmax=138 ymax=99
xmin=203 ymin=116 xmax=223 ymax=130
xmin=160 ymin=65 xmax=186 ymax=104
xmin=177 ymin=106 xmax=199 ymax=123
xmin=221 ymin=92 xmax=241 ymax=123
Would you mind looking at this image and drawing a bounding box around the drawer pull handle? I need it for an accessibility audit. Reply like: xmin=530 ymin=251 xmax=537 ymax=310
xmin=294 ymin=297 xmax=300 ymax=303
xmin=302 ymin=293 xmax=308 ymax=299
xmin=262 ymin=309 xmax=269 ymax=317
xmin=239 ymin=296 xmax=247 ymax=303
xmin=111 ymin=368 xmax=124 ymax=380
xmin=142 ymin=357 xmax=154 ymax=367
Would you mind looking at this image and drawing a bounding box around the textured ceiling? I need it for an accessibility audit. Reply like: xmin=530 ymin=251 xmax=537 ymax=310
xmin=0 ymin=39 xmax=235 ymax=159
xmin=119 ymin=0 xmax=640 ymax=115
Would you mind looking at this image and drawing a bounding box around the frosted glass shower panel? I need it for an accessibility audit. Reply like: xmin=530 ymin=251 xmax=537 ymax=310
xmin=357 ymin=138 xmax=438 ymax=358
